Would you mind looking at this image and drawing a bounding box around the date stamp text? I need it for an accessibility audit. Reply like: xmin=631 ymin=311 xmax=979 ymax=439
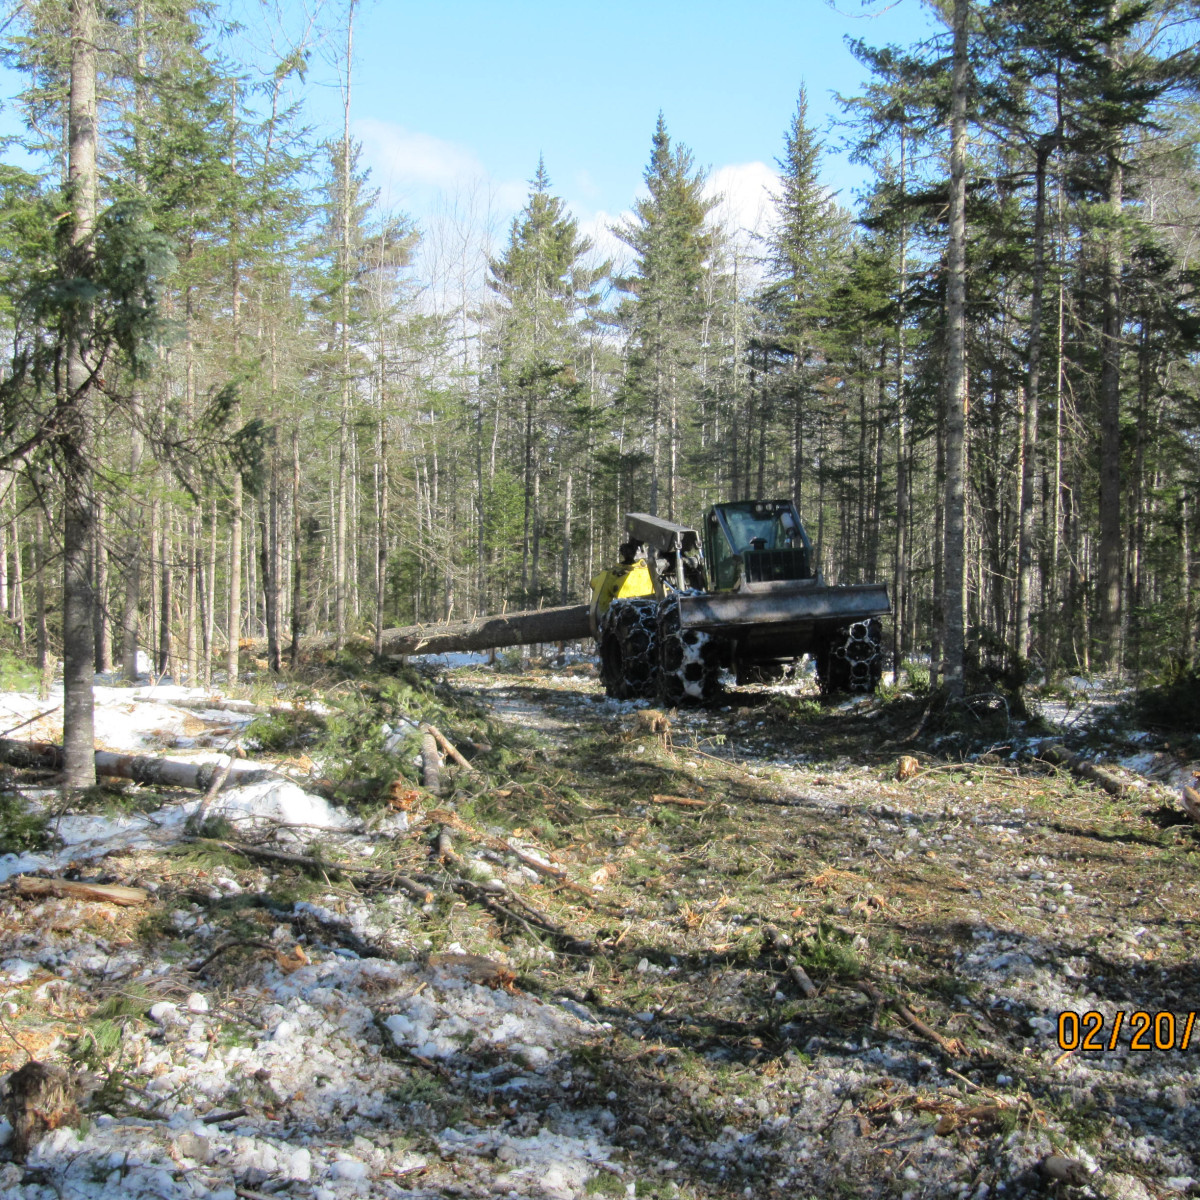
xmin=1056 ymin=1011 xmax=1195 ymax=1052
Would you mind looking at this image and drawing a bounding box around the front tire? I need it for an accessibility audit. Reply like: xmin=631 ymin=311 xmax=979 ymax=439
xmin=599 ymin=598 xmax=660 ymax=700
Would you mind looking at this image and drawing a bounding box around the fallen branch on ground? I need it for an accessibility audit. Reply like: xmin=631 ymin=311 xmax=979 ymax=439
xmin=14 ymin=876 xmax=148 ymax=906
xmin=649 ymin=793 xmax=709 ymax=809
xmin=428 ymin=808 xmax=594 ymax=897
xmin=1181 ymin=786 xmax=1200 ymax=827
xmin=859 ymin=977 xmax=968 ymax=1057
xmin=423 ymin=723 xmax=474 ymax=773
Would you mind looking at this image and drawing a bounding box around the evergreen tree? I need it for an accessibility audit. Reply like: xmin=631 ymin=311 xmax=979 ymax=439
xmin=486 ymin=160 xmax=605 ymax=605
xmin=615 ymin=115 xmax=718 ymax=519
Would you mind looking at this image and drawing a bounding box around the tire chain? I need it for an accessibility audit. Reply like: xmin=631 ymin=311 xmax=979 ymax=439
xmin=658 ymin=592 xmax=722 ymax=705
xmin=829 ymin=616 xmax=884 ymax=693
xmin=599 ymin=597 xmax=660 ymax=699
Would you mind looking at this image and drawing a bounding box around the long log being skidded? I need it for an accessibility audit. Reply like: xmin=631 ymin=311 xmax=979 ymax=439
xmin=244 ymin=603 xmax=593 ymax=659
xmin=0 ymin=738 xmax=278 ymax=791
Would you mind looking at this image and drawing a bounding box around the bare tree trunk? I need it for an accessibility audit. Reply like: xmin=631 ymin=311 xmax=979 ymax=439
xmin=120 ymin=475 xmax=142 ymax=680
xmin=0 ymin=478 xmax=8 ymax=619
xmin=13 ymin=504 xmax=25 ymax=644
xmin=93 ymin=494 xmax=111 ymax=671
xmin=941 ymin=0 xmax=970 ymax=699
xmin=893 ymin=128 xmax=909 ymax=683
xmin=186 ymin=514 xmax=198 ymax=681
xmin=34 ymin=509 xmax=47 ymax=674
xmin=334 ymin=0 xmax=356 ymax=649
xmin=1182 ymin=490 xmax=1194 ymax=663
xmin=374 ymin=414 xmax=387 ymax=659
xmin=291 ymin=429 xmax=302 ymax=668
xmin=1015 ymin=144 xmax=1053 ymax=674
xmin=561 ymin=472 xmax=572 ymax=604
xmin=1097 ymin=71 xmax=1124 ymax=669
xmin=158 ymin=522 xmax=172 ymax=675
xmin=61 ymin=0 xmax=99 ymax=787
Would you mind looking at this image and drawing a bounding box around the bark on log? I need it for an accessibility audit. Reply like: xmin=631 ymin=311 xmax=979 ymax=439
xmin=245 ymin=603 xmax=592 ymax=659
xmin=14 ymin=876 xmax=148 ymax=905
xmin=1038 ymin=743 xmax=1130 ymax=797
xmin=420 ymin=730 xmax=442 ymax=794
xmin=0 ymin=738 xmax=278 ymax=791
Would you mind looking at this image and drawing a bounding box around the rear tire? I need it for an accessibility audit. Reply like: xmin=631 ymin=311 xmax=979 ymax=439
xmin=819 ymin=618 xmax=884 ymax=695
xmin=658 ymin=593 xmax=722 ymax=706
xmin=599 ymin=598 xmax=660 ymax=700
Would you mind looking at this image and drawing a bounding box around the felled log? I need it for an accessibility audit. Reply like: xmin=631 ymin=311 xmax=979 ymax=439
xmin=0 ymin=739 xmax=278 ymax=791
xmin=420 ymin=729 xmax=442 ymax=794
xmin=143 ymin=696 xmax=269 ymax=715
xmin=15 ymin=876 xmax=148 ymax=906
xmin=244 ymin=603 xmax=592 ymax=659
xmin=1038 ymin=743 xmax=1131 ymax=797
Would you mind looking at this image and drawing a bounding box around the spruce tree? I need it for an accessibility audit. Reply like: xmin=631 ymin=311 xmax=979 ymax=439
xmin=615 ymin=115 xmax=717 ymax=518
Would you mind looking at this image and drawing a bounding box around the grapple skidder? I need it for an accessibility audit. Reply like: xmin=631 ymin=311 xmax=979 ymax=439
xmin=589 ymin=500 xmax=890 ymax=704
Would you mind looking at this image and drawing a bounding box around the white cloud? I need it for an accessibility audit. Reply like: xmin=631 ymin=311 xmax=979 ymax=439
xmin=706 ymin=161 xmax=780 ymax=244
xmin=355 ymin=118 xmax=486 ymax=194
xmin=577 ymin=209 xmax=631 ymax=276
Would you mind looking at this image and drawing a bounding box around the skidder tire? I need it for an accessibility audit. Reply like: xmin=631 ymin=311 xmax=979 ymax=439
xmin=822 ymin=617 xmax=884 ymax=695
xmin=658 ymin=593 xmax=722 ymax=706
xmin=599 ymin=598 xmax=660 ymax=700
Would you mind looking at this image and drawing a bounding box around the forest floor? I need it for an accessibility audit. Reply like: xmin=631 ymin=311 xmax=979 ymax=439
xmin=0 ymin=653 xmax=1198 ymax=1200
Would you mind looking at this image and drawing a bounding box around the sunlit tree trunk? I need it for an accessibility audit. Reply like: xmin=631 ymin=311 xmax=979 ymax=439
xmin=61 ymin=0 xmax=99 ymax=786
xmin=941 ymin=0 xmax=970 ymax=699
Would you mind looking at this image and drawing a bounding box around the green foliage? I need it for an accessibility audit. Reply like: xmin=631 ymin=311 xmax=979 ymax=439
xmin=585 ymin=1171 xmax=625 ymax=1197
xmin=244 ymin=709 xmax=322 ymax=752
xmin=0 ymin=793 xmax=51 ymax=854
xmin=797 ymin=922 xmax=862 ymax=980
xmin=0 ymin=646 xmax=38 ymax=691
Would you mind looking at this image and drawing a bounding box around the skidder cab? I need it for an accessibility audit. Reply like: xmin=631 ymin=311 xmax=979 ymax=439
xmin=590 ymin=500 xmax=890 ymax=704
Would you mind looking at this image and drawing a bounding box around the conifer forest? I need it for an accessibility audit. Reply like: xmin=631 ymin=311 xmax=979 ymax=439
xmin=1 ymin=0 xmax=1199 ymax=772
xmin=5 ymin=5 xmax=1200 ymax=1198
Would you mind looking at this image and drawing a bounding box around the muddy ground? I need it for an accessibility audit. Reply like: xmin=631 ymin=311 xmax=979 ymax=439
xmin=0 ymin=658 xmax=1198 ymax=1200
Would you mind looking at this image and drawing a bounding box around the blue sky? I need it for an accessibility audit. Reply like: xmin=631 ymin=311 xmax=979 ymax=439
xmin=1 ymin=0 xmax=943 ymax=256
xmin=272 ymin=0 xmax=942 ymax=253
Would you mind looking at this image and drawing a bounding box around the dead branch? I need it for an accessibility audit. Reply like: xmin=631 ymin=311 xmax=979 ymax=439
xmin=14 ymin=876 xmax=148 ymax=906
xmin=649 ymin=793 xmax=710 ymax=809
xmin=1181 ymin=785 xmax=1200 ymax=826
xmin=429 ymin=808 xmax=594 ymax=896
xmin=423 ymin=723 xmax=474 ymax=773
xmin=859 ymin=978 xmax=968 ymax=1057
xmin=1038 ymin=743 xmax=1130 ymax=797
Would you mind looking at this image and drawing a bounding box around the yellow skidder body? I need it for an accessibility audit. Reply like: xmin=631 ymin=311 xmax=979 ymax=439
xmin=588 ymin=560 xmax=654 ymax=636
